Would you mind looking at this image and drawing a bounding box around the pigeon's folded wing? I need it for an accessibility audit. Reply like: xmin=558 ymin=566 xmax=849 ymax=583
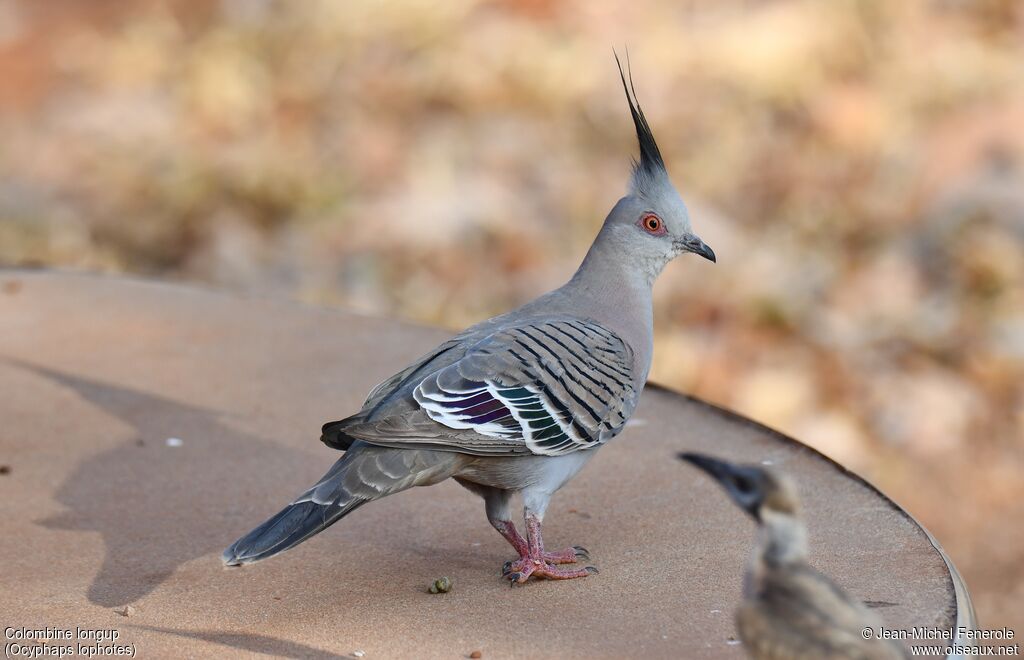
xmin=320 ymin=337 xmax=466 ymax=450
xmin=340 ymin=318 xmax=638 ymax=456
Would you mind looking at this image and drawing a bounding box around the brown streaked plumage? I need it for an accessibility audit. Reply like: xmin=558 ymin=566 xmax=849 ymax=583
xmin=679 ymin=453 xmax=908 ymax=660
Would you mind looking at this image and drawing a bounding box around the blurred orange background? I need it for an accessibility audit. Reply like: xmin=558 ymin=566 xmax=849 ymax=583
xmin=1 ymin=0 xmax=1021 ymax=630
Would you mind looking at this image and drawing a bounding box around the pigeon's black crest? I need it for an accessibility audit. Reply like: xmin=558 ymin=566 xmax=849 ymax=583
xmin=614 ymin=50 xmax=667 ymax=180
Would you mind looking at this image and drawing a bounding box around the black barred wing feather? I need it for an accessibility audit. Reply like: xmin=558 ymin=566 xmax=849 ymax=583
xmin=321 ymin=338 xmax=465 ymax=451
xmin=413 ymin=319 xmax=637 ymax=456
xmin=360 ymin=339 xmax=463 ymax=413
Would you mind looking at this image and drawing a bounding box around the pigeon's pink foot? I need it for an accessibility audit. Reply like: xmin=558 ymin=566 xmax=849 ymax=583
xmin=543 ymin=545 xmax=589 ymax=565
xmin=493 ymin=516 xmax=596 ymax=584
xmin=501 ymin=546 xmax=589 ymax=575
xmin=503 ymin=558 xmax=598 ymax=584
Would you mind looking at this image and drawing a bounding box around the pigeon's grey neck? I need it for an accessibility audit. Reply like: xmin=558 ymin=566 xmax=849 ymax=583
xmin=560 ymin=223 xmax=657 ymax=380
xmin=570 ymin=229 xmax=658 ymax=297
xmin=514 ymin=220 xmax=656 ymax=386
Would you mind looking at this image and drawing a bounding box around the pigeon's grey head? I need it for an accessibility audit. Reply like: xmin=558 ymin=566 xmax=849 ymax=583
xmin=599 ymin=55 xmax=715 ymax=278
xmin=678 ymin=452 xmax=800 ymax=523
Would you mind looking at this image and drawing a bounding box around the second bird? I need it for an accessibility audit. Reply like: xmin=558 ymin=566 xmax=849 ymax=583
xmin=222 ymin=57 xmax=716 ymax=584
xmin=679 ymin=453 xmax=908 ymax=659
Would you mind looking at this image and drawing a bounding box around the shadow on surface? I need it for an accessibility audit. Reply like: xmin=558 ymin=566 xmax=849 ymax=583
xmin=135 ymin=625 xmax=354 ymax=659
xmin=15 ymin=361 xmax=322 ymax=608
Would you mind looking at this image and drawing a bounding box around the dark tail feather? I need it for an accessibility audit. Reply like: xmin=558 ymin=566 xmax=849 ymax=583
xmin=222 ymin=445 xmax=457 ymax=566
xmin=222 ymin=496 xmax=365 ymax=566
xmin=222 ymin=454 xmax=365 ymax=566
xmin=320 ymin=418 xmax=357 ymax=450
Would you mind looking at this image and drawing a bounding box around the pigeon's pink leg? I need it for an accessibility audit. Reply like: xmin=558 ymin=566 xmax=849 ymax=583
xmin=501 ymin=514 xmax=597 ymax=584
xmin=493 ymin=519 xmax=586 ymax=567
xmin=493 ymin=520 xmax=529 ymax=555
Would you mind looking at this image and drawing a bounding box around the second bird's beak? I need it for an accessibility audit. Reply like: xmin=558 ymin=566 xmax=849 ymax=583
xmin=682 ymin=235 xmax=716 ymax=263
xmin=678 ymin=451 xmax=764 ymax=520
xmin=678 ymin=452 xmax=734 ymax=482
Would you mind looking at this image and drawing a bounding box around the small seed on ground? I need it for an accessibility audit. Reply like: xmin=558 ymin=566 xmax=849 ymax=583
xmin=428 ymin=576 xmax=452 ymax=594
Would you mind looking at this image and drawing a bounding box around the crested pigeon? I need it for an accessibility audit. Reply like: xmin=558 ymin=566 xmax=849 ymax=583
xmin=679 ymin=453 xmax=908 ymax=659
xmin=222 ymin=56 xmax=716 ymax=584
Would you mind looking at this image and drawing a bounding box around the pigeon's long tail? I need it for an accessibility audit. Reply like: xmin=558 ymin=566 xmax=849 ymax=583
xmin=222 ymin=444 xmax=460 ymax=566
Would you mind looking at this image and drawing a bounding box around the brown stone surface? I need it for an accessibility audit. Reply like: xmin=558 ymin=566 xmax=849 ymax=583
xmin=0 ymin=271 xmax=959 ymax=659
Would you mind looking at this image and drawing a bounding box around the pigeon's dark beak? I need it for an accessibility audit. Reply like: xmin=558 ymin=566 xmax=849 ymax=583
xmin=694 ymin=240 xmax=716 ymax=263
xmin=681 ymin=235 xmax=716 ymax=263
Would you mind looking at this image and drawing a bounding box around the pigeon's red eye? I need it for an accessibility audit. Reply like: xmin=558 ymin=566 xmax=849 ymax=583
xmin=640 ymin=213 xmax=664 ymax=235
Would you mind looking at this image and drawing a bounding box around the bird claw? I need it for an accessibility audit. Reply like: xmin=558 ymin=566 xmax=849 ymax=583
xmin=541 ymin=545 xmax=590 ymax=565
xmin=503 ymin=558 xmax=532 ymax=580
xmin=501 ymin=556 xmax=597 ymax=584
xmin=501 ymin=542 xmax=594 ymax=581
